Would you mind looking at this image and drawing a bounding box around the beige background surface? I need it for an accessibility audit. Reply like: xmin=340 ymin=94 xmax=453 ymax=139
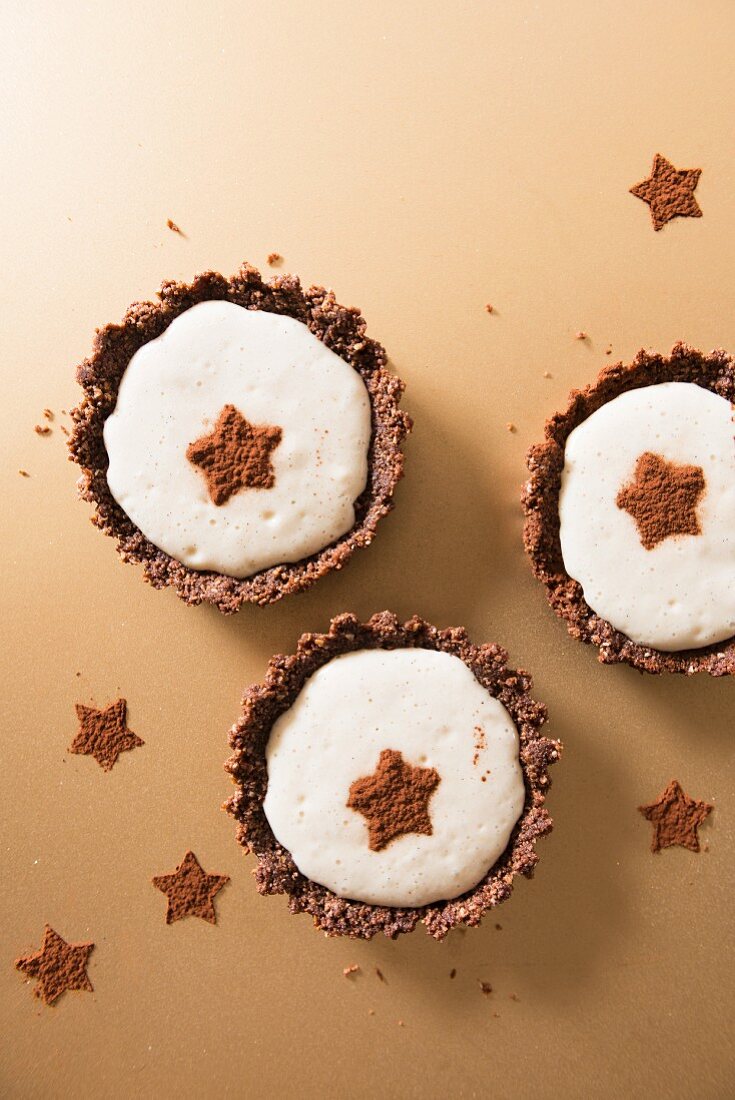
xmin=1 ymin=2 xmax=733 ymax=1097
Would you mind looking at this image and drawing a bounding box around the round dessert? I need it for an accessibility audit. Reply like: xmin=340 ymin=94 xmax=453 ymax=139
xmin=69 ymin=265 xmax=410 ymax=611
xmin=225 ymin=611 xmax=561 ymax=939
xmin=523 ymin=344 xmax=735 ymax=675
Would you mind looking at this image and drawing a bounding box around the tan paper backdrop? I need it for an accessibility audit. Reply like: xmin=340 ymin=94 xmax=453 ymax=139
xmin=1 ymin=2 xmax=733 ymax=1097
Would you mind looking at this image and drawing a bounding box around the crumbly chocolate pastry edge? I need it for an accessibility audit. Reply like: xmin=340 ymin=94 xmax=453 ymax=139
xmin=224 ymin=611 xmax=561 ymax=940
xmin=68 ymin=264 xmax=411 ymax=612
xmin=522 ymin=343 xmax=735 ymax=676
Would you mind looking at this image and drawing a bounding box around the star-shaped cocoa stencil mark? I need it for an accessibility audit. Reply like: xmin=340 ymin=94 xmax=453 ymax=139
xmin=616 ymin=451 xmax=706 ymax=550
xmin=68 ymin=698 xmax=144 ymax=772
xmin=639 ymin=779 xmax=712 ymax=853
xmin=630 ymin=154 xmax=702 ymax=231
xmin=152 ymin=851 xmax=230 ymax=924
xmin=15 ymin=925 xmax=94 ymax=1006
xmin=347 ymin=749 xmax=441 ymax=851
xmin=186 ymin=404 xmax=282 ymax=506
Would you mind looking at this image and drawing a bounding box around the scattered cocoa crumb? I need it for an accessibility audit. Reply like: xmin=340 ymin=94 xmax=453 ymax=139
xmin=449 ymin=968 xmax=457 ymax=979
xmin=397 ymin=1020 xmax=405 ymax=1028
xmin=495 ymin=923 xmax=502 ymax=930
xmin=60 ymin=425 xmax=70 ymax=436
xmin=543 ymin=371 xmax=552 ymax=379
xmin=368 ymin=1008 xmax=375 ymax=1016
xmin=75 ymin=672 xmax=81 ymax=678
xmin=61 ymin=409 xmax=67 ymax=416
xmin=34 ymin=424 xmax=51 ymax=436
xmin=375 ymin=967 xmax=386 ymax=983
xmin=506 ymin=422 xmax=516 ymax=433
xmin=18 ymin=469 xmax=30 ymax=478
xmin=575 ymin=331 xmax=587 ymax=341
xmin=509 ymin=993 xmax=520 ymax=1002
xmin=606 ymin=346 xmax=613 ymax=355
xmin=493 ymin=1012 xmax=500 ymax=1019
xmin=343 ymin=964 xmax=360 ymax=978
xmin=485 ymin=303 xmax=494 ymax=314
xmin=43 ymin=409 xmax=54 ymax=421
xmin=478 ymin=981 xmax=493 ymax=996
xmin=267 ymin=252 xmax=282 ymax=266
xmin=166 ymin=219 xmax=185 ymax=236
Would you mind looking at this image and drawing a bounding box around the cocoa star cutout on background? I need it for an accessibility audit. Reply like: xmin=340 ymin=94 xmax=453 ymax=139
xmin=347 ymin=749 xmax=441 ymax=851
xmin=186 ymin=404 xmax=282 ymax=506
xmin=152 ymin=851 xmax=230 ymax=924
xmin=630 ymin=153 xmax=702 ymax=231
xmin=68 ymin=698 xmax=144 ymax=772
xmin=15 ymin=925 xmax=94 ymax=1006
xmin=639 ymin=779 xmax=712 ymax=853
xmin=616 ymin=451 xmax=705 ymax=550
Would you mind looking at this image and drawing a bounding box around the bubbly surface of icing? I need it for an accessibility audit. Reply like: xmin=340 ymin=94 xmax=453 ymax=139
xmin=263 ymin=648 xmax=525 ymax=907
xmin=559 ymin=382 xmax=735 ymax=650
xmin=104 ymin=300 xmax=371 ymax=577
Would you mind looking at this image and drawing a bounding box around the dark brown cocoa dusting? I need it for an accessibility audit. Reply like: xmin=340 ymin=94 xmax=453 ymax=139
xmin=522 ymin=344 xmax=735 ymax=676
xmin=616 ymin=452 xmax=705 ymax=550
xmin=15 ymin=926 xmax=94 ymax=1006
xmin=186 ymin=405 xmax=282 ymax=505
xmin=639 ymin=779 xmax=712 ymax=853
xmin=630 ymin=154 xmax=702 ymax=231
xmin=347 ymin=749 xmax=440 ymax=851
xmin=224 ymin=611 xmax=561 ymax=940
xmin=68 ymin=697 xmax=144 ymax=772
xmin=152 ymin=851 xmax=229 ymax=924
xmin=68 ymin=264 xmax=410 ymax=612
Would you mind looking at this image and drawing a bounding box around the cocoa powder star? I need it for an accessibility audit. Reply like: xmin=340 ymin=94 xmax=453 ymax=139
xmin=347 ymin=749 xmax=441 ymax=851
xmin=630 ymin=154 xmax=702 ymax=231
xmin=616 ymin=451 xmax=705 ymax=550
xmin=187 ymin=404 xmax=282 ymax=506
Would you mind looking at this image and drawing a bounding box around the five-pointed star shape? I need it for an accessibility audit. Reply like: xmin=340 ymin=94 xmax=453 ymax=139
xmin=15 ymin=925 xmax=94 ymax=1006
xmin=616 ymin=451 xmax=706 ymax=550
xmin=347 ymin=748 xmax=441 ymax=852
xmin=68 ymin=698 xmax=144 ymax=772
xmin=639 ymin=779 xmax=712 ymax=853
xmin=152 ymin=851 xmax=230 ymax=924
xmin=186 ymin=404 xmax=282 ymax=506
xmin=630 ymin=154 xmax=702 ymax=231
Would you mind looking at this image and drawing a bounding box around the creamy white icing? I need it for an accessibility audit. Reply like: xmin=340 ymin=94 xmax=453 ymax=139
xmin=559 ymin=382 xmax=735 ymax=651
xmin=103 ymin=300 xmax=372 ymax=578
xmin=263 ymin=648 xmax=526 ymax=908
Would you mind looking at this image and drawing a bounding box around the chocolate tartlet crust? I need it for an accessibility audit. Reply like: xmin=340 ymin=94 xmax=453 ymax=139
xmin=224 ymin=611 xmax=561 ymax=940
xmin=69 ymin=264 xmax=410 ymax=612
xmin=523 ymin=343 xmax=735 ymax=676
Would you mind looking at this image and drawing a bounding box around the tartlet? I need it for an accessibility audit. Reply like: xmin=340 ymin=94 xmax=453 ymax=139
xmin=523 ymin=344 xmax=735 ymax=675
xmin=224 ymin=611 xmax=561 ymax=940
xmin=69 ymin=264 xmax=410 ymax=612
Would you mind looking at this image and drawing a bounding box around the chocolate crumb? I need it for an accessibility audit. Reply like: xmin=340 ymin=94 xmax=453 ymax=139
xmin=34 ymin=424 xmax=51 ymax=436
xmin=375 ymin=967 xmax=386 ymax=983
xmin=485 ymin=303 xmax=494 ymax=314
xmin=267 ymin=252 xmax=282 ymax=266
xmin=449 ymin=968 xmax=457 ymax=979
xmin=368 ymin=1008 xmax=375 ymax=1016
xmin=43 ymin=408 xmax=54 ymax=421
xmin=495 ymin=923 xmax=502 ymax=930
xmin=575 ymin=332 xmax=587 ymax=341
xmin=509 ymin=993 xmax=520 ymax=1001
xmin=543 ymin=371 xmax=552 ymax=378
xmin=397 ymin=1020 xmax=405 ymax=1028
xmin=166 ymin=219 xmax=185 ymax=236
xmin=19 ymin=469 xmax=30 ymax=478
xmin=60 ymin=425 xmax=70 ymax=436
xmin=506 ymin=422 xmax=516 ymax=433
xmin=479 ymin=981 xmax=493 ymax=996
xmin=343 ymin=964 xmax=360 ymax=978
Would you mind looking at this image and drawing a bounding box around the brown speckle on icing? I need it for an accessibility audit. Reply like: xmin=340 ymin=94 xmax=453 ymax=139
xmin=224 ymin=611 xmax=560 ymax=940
xmin=522 ymin=344 xmax=735 ymax=676
xmin=616 ymin=451 xmax=705 ymax=550
xmin=347 ymin=749 xmax=440 ymax=852
xmin=68 ymin=264 xmax=411 ymax=612
xmin=186 ymin=404 xmax=282 ymax=506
